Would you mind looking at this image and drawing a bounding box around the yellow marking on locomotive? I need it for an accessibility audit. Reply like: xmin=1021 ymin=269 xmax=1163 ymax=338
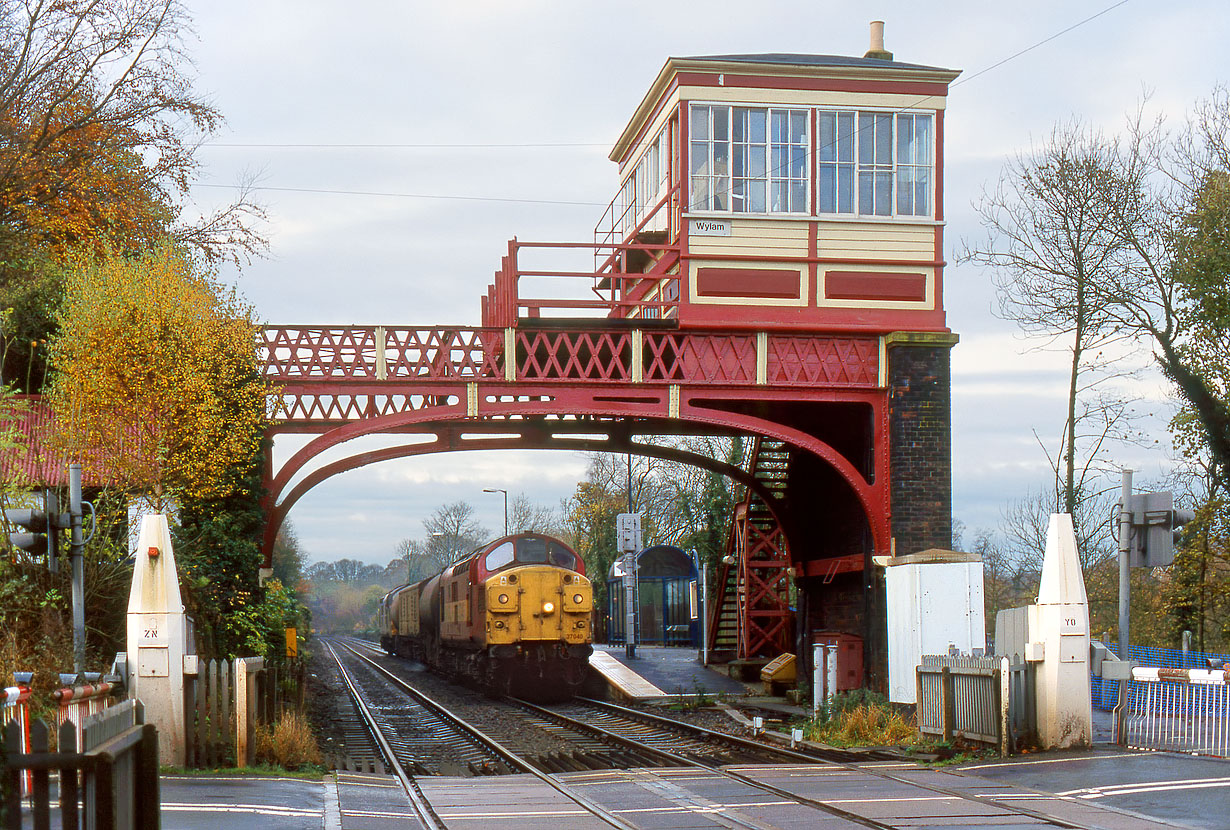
xmin=486 ymin=566 xmax=591 ymax=645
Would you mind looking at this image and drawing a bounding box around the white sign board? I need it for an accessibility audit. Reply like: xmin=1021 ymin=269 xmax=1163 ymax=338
xmin=690 ymin=218 xmax=731 ymax=236
xmin=616 ymin=513 xmax=642 ymax=553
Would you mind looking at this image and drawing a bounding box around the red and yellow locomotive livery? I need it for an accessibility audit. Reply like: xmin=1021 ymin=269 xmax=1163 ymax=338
xmin=379 ymin=533 xmax=593 ymax=699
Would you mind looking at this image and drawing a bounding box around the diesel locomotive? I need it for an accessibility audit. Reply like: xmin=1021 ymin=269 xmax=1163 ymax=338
xmin=378 ymin=533 xmax=594 ymax=699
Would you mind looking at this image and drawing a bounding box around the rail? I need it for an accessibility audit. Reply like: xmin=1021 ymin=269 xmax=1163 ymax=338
xmin=556 ymin=696 xmax=1085 ymax=830
xmin=1113 ymin=665 xmax=1229 ymax=756
xmin=323 ymin=641 xmax=444 ymax=829
xmin=327 ymin=638 xmax=634 ymax=829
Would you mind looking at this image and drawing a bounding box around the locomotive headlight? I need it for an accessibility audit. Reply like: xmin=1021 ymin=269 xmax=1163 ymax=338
xmin=498 ymin=593 xmax=509 ymax=604
xmin=542 ymin=601 xmax=555 ymax=614
xmin=573 ymin=594 xmax=583 ymax=605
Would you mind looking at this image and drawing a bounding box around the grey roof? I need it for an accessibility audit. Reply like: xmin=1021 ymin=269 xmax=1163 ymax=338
xmin=680 ymin=53 xmax=954 ymax=73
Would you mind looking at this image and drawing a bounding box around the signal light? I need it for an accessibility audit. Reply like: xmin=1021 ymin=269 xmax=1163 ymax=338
xmin=5 ymin=492 xmax=66 ymax=563
xmin=1125 ymin=491 xmax=1196 ymax=568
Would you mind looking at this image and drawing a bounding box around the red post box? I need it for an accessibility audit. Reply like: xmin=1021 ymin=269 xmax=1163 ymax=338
xmin=813 ymin=631 xmax=864 ymax=691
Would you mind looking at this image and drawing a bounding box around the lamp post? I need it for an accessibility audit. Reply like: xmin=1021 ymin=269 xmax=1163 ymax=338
xmin=483 ymin=488 xmax=509 ymax=536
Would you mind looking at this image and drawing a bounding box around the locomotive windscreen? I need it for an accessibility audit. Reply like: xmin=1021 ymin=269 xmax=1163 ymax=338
xmin=516 ymin=537 xmax=579 ymax=570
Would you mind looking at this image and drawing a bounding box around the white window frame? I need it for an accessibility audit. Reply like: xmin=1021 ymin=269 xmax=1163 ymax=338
xmin=816 ymin=107 xmax=934 ymax=219
xmin=689 ymin=103 xmax=808 ymax=215
xmin=689 ymin=104 xmax=730 ymax=212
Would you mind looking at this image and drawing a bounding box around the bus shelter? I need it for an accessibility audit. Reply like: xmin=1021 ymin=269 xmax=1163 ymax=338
xmin=606 ymin=545 xmax=700 ymax=646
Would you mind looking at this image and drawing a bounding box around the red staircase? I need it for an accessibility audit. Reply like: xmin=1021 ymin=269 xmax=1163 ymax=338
xmin=707 ymin=437 xmax=792 ymax=661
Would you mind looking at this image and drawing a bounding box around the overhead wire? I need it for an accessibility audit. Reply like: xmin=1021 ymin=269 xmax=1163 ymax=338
xmin=192 ymin=1 xmax=1135 ymax=207
xmin=191 ymin=182 xmax=605 ymax=207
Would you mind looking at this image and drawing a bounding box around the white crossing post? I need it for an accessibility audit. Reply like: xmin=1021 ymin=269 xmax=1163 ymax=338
xmin=1028 ymin=514 xmax=1092 ymax=749
xmin=126 ymin=513 xmax=190 ymax=765
xmin=826 ymin=643 xmax=839 ymax=704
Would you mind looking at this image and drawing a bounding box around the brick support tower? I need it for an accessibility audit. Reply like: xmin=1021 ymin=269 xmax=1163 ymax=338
xmin=888 ymin=332 xmax=959 ymax=556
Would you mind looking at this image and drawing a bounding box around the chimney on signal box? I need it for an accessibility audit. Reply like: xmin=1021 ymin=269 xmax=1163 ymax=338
xmin=864 ymin=20 xmax=893 ymax=61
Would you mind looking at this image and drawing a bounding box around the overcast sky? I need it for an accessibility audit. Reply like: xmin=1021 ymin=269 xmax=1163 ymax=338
xmin=180 ymin=1 xmax=1228 ymax=566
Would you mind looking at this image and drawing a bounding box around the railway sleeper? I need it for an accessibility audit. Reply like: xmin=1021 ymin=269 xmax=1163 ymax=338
xmin=558 ymin=751 xmax=594 ymax=772
xmin=572 ymin=751 xmax=611 ymax=771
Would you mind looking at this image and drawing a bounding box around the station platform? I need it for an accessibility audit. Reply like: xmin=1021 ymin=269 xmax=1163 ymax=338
xmin=587 ymin=644 xmax=749 ymax=700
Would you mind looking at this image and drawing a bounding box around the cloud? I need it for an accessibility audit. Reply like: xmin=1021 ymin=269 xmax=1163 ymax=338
xmin=182 ymin=0 xmax=1230 ymax=563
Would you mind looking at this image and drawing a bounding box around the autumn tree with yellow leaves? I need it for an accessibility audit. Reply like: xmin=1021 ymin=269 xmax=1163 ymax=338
xmin=0 ymin=0 xmax=266 ymax=391
xmin=0 ymin=1 xmax=286 ymax=666
xmin=47 ymin=244 xmax=267 ymax=506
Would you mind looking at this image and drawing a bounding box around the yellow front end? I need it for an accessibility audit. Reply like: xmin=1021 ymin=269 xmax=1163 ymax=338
xmin=485 ymin=566 xmax=592 ymax=645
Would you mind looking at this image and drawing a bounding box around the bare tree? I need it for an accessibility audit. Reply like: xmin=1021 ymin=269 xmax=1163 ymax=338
xmin=422 ymin=500 xmax=487 ymax=570
xmin=392 ymin=538 xmax=437 ymax=584
xmin=973 ymin=89 xmax=1230 ymax=497
xmin=963 ymin=120 xmax=1138 ymax=516
xmin=508 ymin=493 xmax=562 ymax=535
xmin=581 ymin=436 xmax=736 ymax=549
xmin=968 ymin=528 xmax=1028 ymax=632
xmin=1001 ymin=484 xmax=1116 ymax=577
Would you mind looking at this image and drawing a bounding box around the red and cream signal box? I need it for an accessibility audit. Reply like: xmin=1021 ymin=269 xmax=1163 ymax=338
xmin=594 ymin=41 xmax=959 ymax=334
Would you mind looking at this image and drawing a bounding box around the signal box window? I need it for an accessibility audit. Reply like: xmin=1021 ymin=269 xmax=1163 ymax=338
xmin=818 ymin=110 xmax=932 ymax=217
xmin=690 ymin=105 xmax=807 ymax=214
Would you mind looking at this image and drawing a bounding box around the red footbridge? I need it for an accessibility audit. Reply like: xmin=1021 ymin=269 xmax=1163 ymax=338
xmin=261 ymin=50 xmax=960 ymax=682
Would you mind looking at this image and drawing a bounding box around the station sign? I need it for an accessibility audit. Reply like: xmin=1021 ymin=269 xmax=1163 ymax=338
xmin=689 ymin=218 xmax=731 ymax=236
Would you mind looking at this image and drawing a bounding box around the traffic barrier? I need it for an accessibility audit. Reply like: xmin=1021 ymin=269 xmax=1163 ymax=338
xmin=53 ymin=680 xmax=118 ymax=758
xmin=1114 ymin=666 xmax=1230 ymax=756
xmin=0 ymin=683 xmax=32 ymax=795
xmin=1092 ymin=643 xmax=1230 ymax=709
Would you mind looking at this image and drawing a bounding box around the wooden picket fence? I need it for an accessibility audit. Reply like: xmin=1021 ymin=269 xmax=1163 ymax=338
xmin=185 ymin=657 xmax=234 ymax=768
xmin=917 ymin=655 xmax=1035 ymax=755
xmin=2 ymin=700 xmax=159 ymax=830
xmin=183 ymin=656 xmax=305 ymax=769
xmin=262 ymin=658 xmax=307 ymax=721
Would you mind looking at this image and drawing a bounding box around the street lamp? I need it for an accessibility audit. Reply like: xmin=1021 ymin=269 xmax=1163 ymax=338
xmin=483 ymin=488 xmax=508 ymax=536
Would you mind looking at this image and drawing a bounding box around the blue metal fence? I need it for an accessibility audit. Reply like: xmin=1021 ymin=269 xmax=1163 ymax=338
xmin=1093 ymin=644 xmax=1230 ymax=710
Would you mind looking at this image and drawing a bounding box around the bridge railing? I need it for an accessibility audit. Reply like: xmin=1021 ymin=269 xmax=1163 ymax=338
xmin=260 ymin=325 xmax=881 ymax=389
xmin=484 ymin=238 xmax=682 ymax=327
xmin=479 ymin=181 xmax=684 ymax=328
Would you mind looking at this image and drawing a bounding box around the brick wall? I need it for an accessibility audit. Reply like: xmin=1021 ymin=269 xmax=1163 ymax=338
xmin=888 ymin=335 xmax=956 ymax=556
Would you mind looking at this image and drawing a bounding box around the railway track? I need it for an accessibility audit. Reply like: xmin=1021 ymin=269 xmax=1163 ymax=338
xmin=325 ymin=637 xmax=1101 ymax=830
xmin=324 ymin=637 xmax=637 ymax=829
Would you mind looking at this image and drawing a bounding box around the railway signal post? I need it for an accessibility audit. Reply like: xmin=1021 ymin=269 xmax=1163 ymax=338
xmin=617 ymin=513 xmax=642 ymax=659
